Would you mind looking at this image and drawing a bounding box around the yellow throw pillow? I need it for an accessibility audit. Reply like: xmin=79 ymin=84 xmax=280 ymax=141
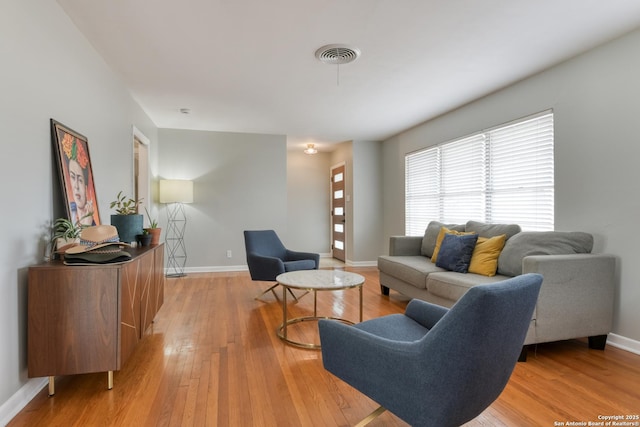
xmin=431 ymin=227 xmax=476 ymax=263
xmin=468 ymin=234 xmax=507 ymax=276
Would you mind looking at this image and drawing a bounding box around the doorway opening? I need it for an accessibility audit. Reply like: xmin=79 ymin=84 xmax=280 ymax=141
xmin=133 ymin=127 xmax=150 ymax=222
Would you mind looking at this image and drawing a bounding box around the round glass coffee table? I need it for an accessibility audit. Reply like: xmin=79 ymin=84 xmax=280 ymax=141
xmin=276 ymin=270 xmax=365 ymax=349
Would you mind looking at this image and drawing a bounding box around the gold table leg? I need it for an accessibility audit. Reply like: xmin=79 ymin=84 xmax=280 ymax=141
xmin=282 ymin=285 xmax=288 ymax=340
xmin=108 ymin=371 xmax=113 ymax=390
xmin=359 ymin=284 xmax=363 ymax=322
xmin=276 ymin=283 xmax=363 ymax=350
xmin=313 ymin=289 xmax=317 ymax=316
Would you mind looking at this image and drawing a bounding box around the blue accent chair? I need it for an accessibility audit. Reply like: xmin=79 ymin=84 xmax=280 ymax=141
xmin=319 ymin=273 xmax=543 ymax=426
xmin=243 ymin=230 xmax=320 ymax=300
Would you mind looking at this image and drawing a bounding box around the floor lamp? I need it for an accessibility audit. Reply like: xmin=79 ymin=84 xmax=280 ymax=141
xmin=160 ymin=179 xmax=193 ymax=277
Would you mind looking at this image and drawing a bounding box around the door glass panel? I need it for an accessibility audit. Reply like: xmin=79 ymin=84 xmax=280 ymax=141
xmin=334 ymin=190 xmax=344 ymax=199
xmin=334 ymin=224 xmax=344 ymax=233
xmin=334 ymin=172 xmax=343 ymax=182
xmin=334 ymin=207 xmax=344 ymax=216
xmin=334 ymin=240 xmax=344 ymax=250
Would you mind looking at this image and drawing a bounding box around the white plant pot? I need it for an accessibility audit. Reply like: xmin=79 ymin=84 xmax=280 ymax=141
xmin=56 ymin=237 xmax=79 ymax=253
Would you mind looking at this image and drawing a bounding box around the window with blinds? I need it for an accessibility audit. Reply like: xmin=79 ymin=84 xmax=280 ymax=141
xmin=405 ymin=111 xmax=554 ymax=235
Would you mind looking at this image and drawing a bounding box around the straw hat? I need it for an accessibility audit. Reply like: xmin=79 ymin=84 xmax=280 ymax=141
xmin=65 ymin=225 xmax=129 ymax=254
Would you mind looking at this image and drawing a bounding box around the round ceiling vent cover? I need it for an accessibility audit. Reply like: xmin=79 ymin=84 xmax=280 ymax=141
xmin=315 ymin=44 xmax=361 ymax=65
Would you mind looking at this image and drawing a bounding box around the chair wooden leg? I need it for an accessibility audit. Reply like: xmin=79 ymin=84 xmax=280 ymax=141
xmin=255 ymin=284 xmax=309 ymax=302
xmin=287 ymin=287 xmax=299 ymax=301
xmin=355 ymin=406 xmax=387 ymax=427
xmin=287 ymin=288 xmax=309 ymax=301
xmin=255 ymin=283 xmax=279 ymax=301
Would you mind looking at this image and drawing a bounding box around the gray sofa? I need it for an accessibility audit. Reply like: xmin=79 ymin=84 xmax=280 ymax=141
xmin=377 ymin=221 xmax=616 ymax=359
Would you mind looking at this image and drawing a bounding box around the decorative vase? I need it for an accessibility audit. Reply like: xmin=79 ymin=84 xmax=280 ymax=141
xmin=110 ymin=214 xmax=144 ymax=244
xmin=144 ymin=228 xmax=162 ymax=245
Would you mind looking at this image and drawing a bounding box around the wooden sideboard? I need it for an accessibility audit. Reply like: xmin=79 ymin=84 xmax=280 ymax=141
xmin=27 ymin=244 xmax=165 ymax=394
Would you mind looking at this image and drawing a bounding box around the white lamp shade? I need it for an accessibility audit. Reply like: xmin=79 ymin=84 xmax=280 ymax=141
xmin=159 ymin=179 xmax=194 ymax=203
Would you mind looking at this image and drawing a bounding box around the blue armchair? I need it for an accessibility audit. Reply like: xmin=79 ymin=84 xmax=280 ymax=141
xmin=319 ymin=273 xmax=543 ymax=426
xmin=243 ymin=230 xmax=320 ymax=300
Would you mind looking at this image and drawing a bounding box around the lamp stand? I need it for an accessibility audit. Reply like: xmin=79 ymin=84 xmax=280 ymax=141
xmin=165 ymin=202 xmax=188 ymax=277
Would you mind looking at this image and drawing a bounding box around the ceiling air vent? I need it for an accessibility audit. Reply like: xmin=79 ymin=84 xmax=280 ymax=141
xmin=315 ymin=44 xmax=361 ymax=65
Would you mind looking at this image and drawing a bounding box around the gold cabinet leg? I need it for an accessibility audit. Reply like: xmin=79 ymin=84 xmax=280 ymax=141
xmin=48 ymin=376 xmax=55 ymax=396
xmin=108 ymin=371 xmax=113 ymax=390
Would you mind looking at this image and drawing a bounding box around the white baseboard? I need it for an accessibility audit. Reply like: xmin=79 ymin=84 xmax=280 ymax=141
xmin=184 ymin=265 xmax=248 ymax=273
xmin=0 ymin=377 xmax=47 ymax=426
xmin=179 ymin=260 xmax=380 ymax=273
xmin=345 ymin=260 xmax=378 ymax=267
xmin=165 ymin=254 xmax=381 ymax=275
xmin=607 ymin=333 xmax=640 ymax=355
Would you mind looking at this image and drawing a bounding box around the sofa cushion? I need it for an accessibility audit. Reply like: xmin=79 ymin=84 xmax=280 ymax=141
xmin=421 ymin=221 xmax=465 ymax=257
xmin=468 ymin=234 xmax=507 ymax=276
xmin=465 ymin=220 xmax=521 ymax=240
xmin=497 ymin=231 xmax=594 ymax=277
xmin=426 ymin=271 xmax=509 ymax=302
xmin=431 ymin=227 xmax=476 ymax=263
xmin=378 ymin=255 xmax=445 ymax=289
xmin=435 ymin=233 xmax=478 ymax=273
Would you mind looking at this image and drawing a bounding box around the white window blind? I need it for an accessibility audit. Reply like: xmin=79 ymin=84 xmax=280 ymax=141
xmin=405 ymin=112 xmax=554 ymax=236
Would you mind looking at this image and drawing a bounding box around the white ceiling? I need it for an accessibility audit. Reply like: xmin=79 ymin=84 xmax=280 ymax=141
xmin=57 ymin=0 xmax=640 ymax=151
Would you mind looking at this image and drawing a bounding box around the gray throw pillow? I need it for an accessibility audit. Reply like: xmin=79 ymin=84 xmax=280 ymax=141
xmin=497 ymin=231 xmax=594 ymax=276
xmin=421 ymin=221 xmax=466 ymax=257
xmin=465 ymin=220 xmax=521 ymax=240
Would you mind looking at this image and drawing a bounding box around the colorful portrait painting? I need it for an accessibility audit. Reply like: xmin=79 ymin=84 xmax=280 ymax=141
xmin=51 ymin=119 xmax=101 ymax=226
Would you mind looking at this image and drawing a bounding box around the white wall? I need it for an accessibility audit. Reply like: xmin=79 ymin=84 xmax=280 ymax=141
xmin=158 ymin=129 xmax=288 ymax=268
xmin=382 ymin=28 xmax=640 ymax=342
xmin=157 ymin=129 xmax=334 ymax=269
xmin=287 ymin=150 xmax=332 ymax=254
xmin=352 ymin=141 xmax=384 ymax=264
xmin=0 ymin=0 xmax=158 ymax=420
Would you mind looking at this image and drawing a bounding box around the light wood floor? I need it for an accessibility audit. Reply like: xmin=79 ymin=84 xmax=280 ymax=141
xmin=10 ymin=267 xmax=640 ymax=426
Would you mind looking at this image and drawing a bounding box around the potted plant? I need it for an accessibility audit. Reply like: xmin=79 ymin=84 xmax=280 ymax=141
xmin=136 ymin=229 xmax=153 ymax=247
xmin=144 ymin=207 xmax=162 ymax=245
xmin=109 ymin=191 xmax=143 ymax=244
xmin=50 ymin=214 xmax=90 ymax=258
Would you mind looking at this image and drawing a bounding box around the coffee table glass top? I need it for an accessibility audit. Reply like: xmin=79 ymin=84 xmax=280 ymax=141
xmin=276 ymin=270 xmax=364 ymax=291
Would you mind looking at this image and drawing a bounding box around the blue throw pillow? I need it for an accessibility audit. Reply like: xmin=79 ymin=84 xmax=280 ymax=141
xmin=435 ymin=233 xmax=479 ymax=273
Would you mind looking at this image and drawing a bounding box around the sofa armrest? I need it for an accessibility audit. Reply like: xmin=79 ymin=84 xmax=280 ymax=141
xmin=389 ymin=236 xmax=423 ymax=256
xmin=522 ymin=253 xmax=616 ymax=344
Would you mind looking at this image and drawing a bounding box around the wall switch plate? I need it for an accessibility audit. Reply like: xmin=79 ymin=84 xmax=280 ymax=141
xmin=226 ymin=250 xmax=232 ymax=258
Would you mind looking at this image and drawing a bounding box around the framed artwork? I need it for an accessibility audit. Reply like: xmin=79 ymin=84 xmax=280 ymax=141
xmin=51 ymin=119 xmax=101 ymax=226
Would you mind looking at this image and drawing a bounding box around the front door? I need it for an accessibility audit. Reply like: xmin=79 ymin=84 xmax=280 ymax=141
xmin=331 ymin=164 xmax=345 ymax=262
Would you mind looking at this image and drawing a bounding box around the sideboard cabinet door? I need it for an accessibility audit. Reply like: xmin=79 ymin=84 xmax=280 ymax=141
xmin=28 ymin=267 xmax=120 ymax=377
